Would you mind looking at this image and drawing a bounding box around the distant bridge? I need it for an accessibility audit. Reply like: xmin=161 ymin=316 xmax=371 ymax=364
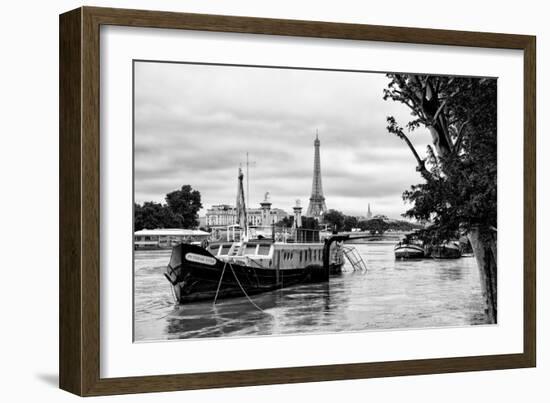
xmin=335 ymin=231 xmax=413 ymax=243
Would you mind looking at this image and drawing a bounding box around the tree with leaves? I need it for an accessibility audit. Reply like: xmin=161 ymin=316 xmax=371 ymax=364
xmin=302 ymin=216 xmax=320 ymax=230
xmin=343 ymin=215 xmax=359 ymax=232
xmin=323 ymin=209 xmax=346 ymax=232
xmin=359 ymin=218 xmax=390 ymax=235
xmin=275 ymin=215 xmax=319 ymax=230
xmin=165 ymin=185 xmax=203 ymax=229
xmin=135 ymin=185 xmax=202 ymax=230
xmin=134 ymin=202 xmax=180 ymax=231
xmin=384 ymin=74 xmax=497 ymax=323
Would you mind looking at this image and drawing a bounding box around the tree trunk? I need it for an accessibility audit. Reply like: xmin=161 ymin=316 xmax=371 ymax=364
xmin=467 ymin=226 xmax=497 ymax=323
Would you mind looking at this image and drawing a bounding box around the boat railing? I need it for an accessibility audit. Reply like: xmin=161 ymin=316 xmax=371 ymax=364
xmin=272 ymin=226 xmax=322 ymax=244
xmin=212 ymin=224 xmax=325 ymax=244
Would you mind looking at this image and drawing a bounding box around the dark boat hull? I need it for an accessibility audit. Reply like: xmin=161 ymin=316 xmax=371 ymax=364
xmin=394 ymin=244 xmax=425 ymax=259
xmin=430 ymin=244 xmax=462 ymax=259
xmin=165 ymin=243 xmax=340 ymax=304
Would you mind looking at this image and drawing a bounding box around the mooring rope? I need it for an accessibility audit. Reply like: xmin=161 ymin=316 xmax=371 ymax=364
xmin=227 ymin=261 xmax=267 ymax=313
xmin=169 ymin=277 xmax=178 ymax=303
xmin=212 ymin=259 xmax=271 ymax=314
xmin=213 ymin=261 xmax=228 ymax=305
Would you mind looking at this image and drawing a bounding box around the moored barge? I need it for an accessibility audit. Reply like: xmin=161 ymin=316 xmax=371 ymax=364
xmin=164 ymin=168 xmax=347 ymax=304
xmin=429 ymin=241 xmax=462 ymax=259
xmin=165 ymin=237 xmax=345 ymax=303
xmin=394 ymin=241 xmax=425 ymax=259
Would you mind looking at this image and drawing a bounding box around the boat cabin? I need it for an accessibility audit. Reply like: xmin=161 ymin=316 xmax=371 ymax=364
xmin=206 ymin=239 xmax=331 ymax=270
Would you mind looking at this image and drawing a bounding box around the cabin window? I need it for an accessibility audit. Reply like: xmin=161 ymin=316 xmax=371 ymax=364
xmin=220 ymin=244 xmax=231 ymax=255
xmin=299 ymin=251 xmax=302 ymax=262
xmin=258 ymin=244 xmax=271 ymax=255
xmin=245 ymin=244 xmax=257 ymax=255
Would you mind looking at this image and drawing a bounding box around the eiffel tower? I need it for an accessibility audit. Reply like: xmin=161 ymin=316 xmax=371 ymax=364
xmin=306 ymin=133 xmax=328 ymax=218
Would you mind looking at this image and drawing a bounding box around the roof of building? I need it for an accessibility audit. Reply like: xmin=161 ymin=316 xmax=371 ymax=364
xmin=134 ymin=228 xmax=210 ymax=236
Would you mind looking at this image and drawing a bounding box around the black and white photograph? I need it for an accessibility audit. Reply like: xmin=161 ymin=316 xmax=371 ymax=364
xmin=2 ymin=0 xmax=544 ymax=400
xmin=133 ymin=60 xmax=497 ymax=342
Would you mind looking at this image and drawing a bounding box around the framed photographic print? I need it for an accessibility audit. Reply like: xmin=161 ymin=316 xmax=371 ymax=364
xmin=59 ymin=6 xmax=536 ymax=396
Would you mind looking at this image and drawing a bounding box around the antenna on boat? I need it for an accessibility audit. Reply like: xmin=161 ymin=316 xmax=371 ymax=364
xmin=236 ymin=167 xmax=249 ymax=242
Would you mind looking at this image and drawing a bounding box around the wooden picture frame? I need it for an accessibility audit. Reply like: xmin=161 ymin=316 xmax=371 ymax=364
xmin=59 ymin=6 xmax=536 ymax=396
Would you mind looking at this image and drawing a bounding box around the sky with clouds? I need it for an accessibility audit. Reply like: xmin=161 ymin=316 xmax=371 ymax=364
xmin=134 ymin=61 xmax=432 ymax=218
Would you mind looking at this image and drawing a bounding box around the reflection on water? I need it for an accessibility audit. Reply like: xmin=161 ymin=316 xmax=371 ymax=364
xmin=134 ymin=243 xmax=489 ymax=341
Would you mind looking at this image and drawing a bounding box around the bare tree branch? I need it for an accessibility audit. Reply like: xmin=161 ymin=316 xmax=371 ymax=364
xmin=386 ymin=116 xmax=432 ymax=180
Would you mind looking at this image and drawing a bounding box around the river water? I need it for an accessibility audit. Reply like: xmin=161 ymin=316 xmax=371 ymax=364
xmin=134 ymin=242 xmax=489 ymax=342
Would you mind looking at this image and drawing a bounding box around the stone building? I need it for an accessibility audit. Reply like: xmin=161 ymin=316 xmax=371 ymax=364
xmin=205 ymin=203 xmax=288 ymax=228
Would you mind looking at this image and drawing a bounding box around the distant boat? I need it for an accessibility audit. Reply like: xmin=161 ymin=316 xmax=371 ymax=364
xmin=430 ymin=241 xmax=462 ymax=259
xmin=394 ymin=241 xmax=425 ymax=259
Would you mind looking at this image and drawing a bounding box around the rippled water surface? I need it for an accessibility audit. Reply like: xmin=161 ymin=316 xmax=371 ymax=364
xmin=134 ymin=242 xmax=489 ymax=341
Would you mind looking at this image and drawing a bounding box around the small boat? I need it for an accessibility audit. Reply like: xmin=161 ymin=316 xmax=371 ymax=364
xmin=394 ymin=241 xmax=425 ymax=259
xmin=164 ymin=168 xmax=347 ymax=304
xmin=430 ymin=241 xmax=462 ymax=259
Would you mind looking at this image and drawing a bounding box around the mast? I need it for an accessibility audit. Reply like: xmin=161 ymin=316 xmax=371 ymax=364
xmin=247 ymin=152 xmax=250 ymax=208
xmin=235 ymin=168 xmax=248 ymax=241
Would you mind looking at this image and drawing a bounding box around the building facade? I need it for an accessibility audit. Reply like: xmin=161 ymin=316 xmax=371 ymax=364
xmin=205 ymin=203 xmax=288 ymax=228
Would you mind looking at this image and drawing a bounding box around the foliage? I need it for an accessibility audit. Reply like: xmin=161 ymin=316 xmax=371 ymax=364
xmin=134 ymin=185 xmax=202 ymax=230
xmin=343 ymin=215 xmax=359 ymax=232
xmin=276 ymin=210 xmax=422 ymax=236
xmin=323 ymin=209 xmax=345 ymax=231
xmin=358 ymin=218 xmax=390 ymax=235
xmin=165 ymin=185 xmax=203 ymax=229
xmin=302 ymin=216 xmax=320 ymax=230
xmin=275 ymin=216 xmax=294 ymax=228
xmin=134 ymin=202 xmax=178 ymax=231
xmin=275 ymin=215 xmax=319 ymax=230
xmin=384 ymin=74 xmax=497 ymax=240
xmin=386 ymin=220 xmax=423 ymax=232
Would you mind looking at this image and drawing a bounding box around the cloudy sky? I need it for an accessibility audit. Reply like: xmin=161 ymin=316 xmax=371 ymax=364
xmin=134 ymin=61 xmax=432 ymax=218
